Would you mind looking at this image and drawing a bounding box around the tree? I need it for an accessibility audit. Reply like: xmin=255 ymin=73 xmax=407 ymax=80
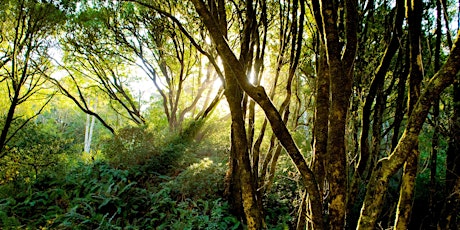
xmin=109 ymin=3 xmax=225 ymax=131
xmin=316 ymin=0 xmax=358 ymax=228
xmin=393 ymin=0 xmax=423 ymax=227
xmin=120 ymin=0 xmax=460 ymax=228
xmin=58 ymin=6 xmax=146 ymax=129
xmin=357 ymin=28 xmax=460 ymax=228
xmin=56 ymin=1 xmax=225 ymax=134
xmin=189 ymin=0 xmax=324 ymax=228
xmin=0 ymin=0 xmax=64 ymax=157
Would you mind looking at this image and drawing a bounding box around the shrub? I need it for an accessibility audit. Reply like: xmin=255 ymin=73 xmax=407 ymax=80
xmin=166 ymin=158 xmax=226 ymax=200
xmin=103 ymin=126 xmax=159 ymax=169
xmin=0 ymin=121 xmax=74 ymax=185
xmin=103 ymin=125 xmax=192 ymax=176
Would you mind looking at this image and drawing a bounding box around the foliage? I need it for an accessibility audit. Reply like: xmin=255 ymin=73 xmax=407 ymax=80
xmin=167 ymin=158 xmax=226 ymax=200
xmin=103 ymin=121 xmax=206 ymax=177
xmin=0 ymin=158 xmax=240 ymax=229
xmin=264 ymin=155 xmax=303 ymax=229
xmin=0 ymin=120 xmax=75 ymax=185
xmin=103 ymin=126 xmax=159 ymax=169
xmin=0 ymin=117 xmax=299 ymax=229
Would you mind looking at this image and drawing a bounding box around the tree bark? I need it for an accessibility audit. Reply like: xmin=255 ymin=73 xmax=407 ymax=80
xmin=427 ymin=3 xmax=442 ymax=227
xmin=394 ymin=0 xmax=423 ymax=227
xmin=225 ymin=71 xmax=263 ymax=229
xmin=439 ymin=82 xmax=460 ymax=229
xmin=312 ymin=43 xmax=329 ymax=204
xmin=319 ymin=0 xmax=358 ymax=228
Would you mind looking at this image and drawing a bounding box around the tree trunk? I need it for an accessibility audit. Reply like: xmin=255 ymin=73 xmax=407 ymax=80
xmin=320 ymin=0 xmax=357 ymax=228
xmin=84 ymin=99 xmax=96 ymax=153
xmin=224 ymin=66 xmax=263 ymax=229
xmin=202 ymin=0 xmax=263 ymax=227
xmin=296 ymin=190 xmax=308 ymax=230
xmin=312 ymin=43 xmax=329 ymax=200
xmin=439 ymin=82 xmax=460 ymax=229
xmin=395 ymin=152 xmax=418 ymax=229
xmin=0 ymin=88 xmax=21 ymax=155
xmin=391 ymin=47 xmax=409 ymax=152
xmin=394 ymin=0 xmax=423 ymax=227
xmin=427 ymin=3 xmax=442 ymax=227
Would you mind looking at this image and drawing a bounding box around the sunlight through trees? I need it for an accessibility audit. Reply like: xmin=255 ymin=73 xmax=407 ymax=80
xmin=1 ymin=0 xmax=460 ymax=229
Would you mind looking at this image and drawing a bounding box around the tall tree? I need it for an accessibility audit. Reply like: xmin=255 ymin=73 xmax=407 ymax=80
xmin=317 ymin=0 xmax=358 ymax=228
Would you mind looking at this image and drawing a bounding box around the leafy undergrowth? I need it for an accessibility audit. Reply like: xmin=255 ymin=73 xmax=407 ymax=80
xmin=0 ymin=124 xmax=298 ymax=229
xmin=0 ymin=159 xmax=240 ymax=229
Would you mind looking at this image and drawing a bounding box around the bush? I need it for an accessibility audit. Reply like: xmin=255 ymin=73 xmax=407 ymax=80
xmin=103 ymin=126 xmax=159 ymax=169
xmin=263 ymin=155 xmax=303 ymax=229
xmin=103 ymin=125 xmax=195 ymax=176
xmin=166 ymin=158 xmax=226 ymax=200
xmin=0 ymin=120 xmax=75 ymax=186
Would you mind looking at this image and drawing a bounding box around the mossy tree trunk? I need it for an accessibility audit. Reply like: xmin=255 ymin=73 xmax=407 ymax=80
xmin=357 ymin=29 xmax=460 ymax=229
xmin=394 ymin=0 xmax=423 ymax=228
xmin=318 ymin=0 xmax=358 ymax=228
xmin=311 ymin=0 xmax=329 ymax=207
xmin=439 ymin=81 xmax=460 ymax=229
xmin=225 ymin=71 xmax=263 ymax=229
xmin=312 ymin=43 xmax=329 ymax=211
